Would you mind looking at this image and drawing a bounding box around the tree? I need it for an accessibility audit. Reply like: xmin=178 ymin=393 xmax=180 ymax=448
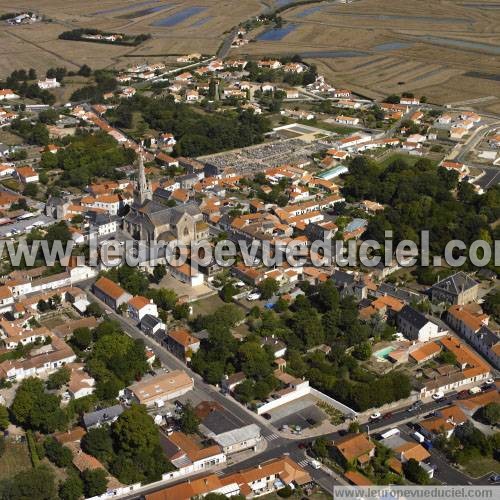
xmin=59 ymin=471 xmax=84 ymax=500
xmin=403 ymin=458 xmax=429 ymax=484
xmin=78 ymin=64 xmax=92 ymax=77
xmin=43 ymin=436 xmax=73 ymax=467
xmin=87 ymin=302 xmax=104 ymax=318
xmin=71 ymin=327 xmax=92 ymax=350
xmin=220 ymin=283 xmax=237 ymax=303
xmin=258 ymin=278 xmax=279 ymax=300
xmin=312 ymin=436 xmax=329 ymax=458
xmin=352 ymin=342 xmax=372 ymax=361
xmin=82 ymin=426 xmax=115 ymax=464
xmin=476 ymin=402 xmax=500 ymax=425
xmin=111 ymin=405 xmax=171 ymax=483
xmin=82 ymin=468 xmax=108 ymax=497
xmin=0 ymin=465 xmax=57 ymax=500
xmin=152 ymin=264 xmax=166 ymax=283
xmin=0 ymin=404 xmax=9 ymax=430
xmin=179 ymin=401 xmax=200 ymax=434
xmin=11 ymin=377 xmax=67 ymax=433
xmin=46 ymin=366 xmax=71 ymax=390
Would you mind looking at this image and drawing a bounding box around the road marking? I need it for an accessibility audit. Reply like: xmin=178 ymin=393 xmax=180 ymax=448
xmin=265 ymin=433 xmax=280 ymax=441
xmin=299 ymin=460 xmax=309 ymax=467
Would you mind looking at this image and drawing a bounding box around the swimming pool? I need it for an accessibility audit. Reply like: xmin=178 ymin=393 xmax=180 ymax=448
xmin=374 ymin=346 xmax=396 ymax=360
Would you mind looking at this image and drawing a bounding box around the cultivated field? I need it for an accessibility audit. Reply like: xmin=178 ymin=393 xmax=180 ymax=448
xmin=0 ymin=0 xmax=498 ymax=110
xmin=237 ymin=0 xmax=500 ymax=109
xmin=0 ymin=0 xmax=262 ymax=75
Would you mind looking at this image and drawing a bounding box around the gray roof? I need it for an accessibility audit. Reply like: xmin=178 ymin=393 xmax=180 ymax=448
xmin=378 ymin=283 xmax=421 ymax=303
xmin=201 ymin=409 xmax=241 ymax=435
xmin=477 ymin=325 xmax=500 ymax=349
xmin=398 ymin=305 xmax=430 ymax=330
xmin=210 ymin=424 xmax=261 ymax=447
xmin=432 ymin=272 xmax=479 ymax=295
xmin=83 ymin=404 xmax=123 ymax=428
xmin=141 ymin=314 xmax=162 ymax=329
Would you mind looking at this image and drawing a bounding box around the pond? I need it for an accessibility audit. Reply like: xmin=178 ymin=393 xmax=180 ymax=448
xmin=418 ymin=35 xmax=500 ymax=55
xmin=372 ymin=41 xmax=414 ymax=52
xmin=93 ymin=0 xmax=160 ymax=16
xmin=152 ymin=6 xmax=207 ymax=27
xmin=256 ymin=23 xmax=298 ymax=41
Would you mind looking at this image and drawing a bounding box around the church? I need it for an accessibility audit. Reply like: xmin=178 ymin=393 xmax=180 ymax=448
xmin=123 ymin=152 xmax=209 ymax=245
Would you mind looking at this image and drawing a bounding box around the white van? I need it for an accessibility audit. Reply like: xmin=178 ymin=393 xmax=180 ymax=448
xmin=380 ymin=428 xmax=400 ymax=440
xmin=309 ymin=459 xmax=321 ymax=470
xmin=412 ymin=431 xmax=425 ymax=444
xmin=469 ymin=386 xmax=481 ymax=395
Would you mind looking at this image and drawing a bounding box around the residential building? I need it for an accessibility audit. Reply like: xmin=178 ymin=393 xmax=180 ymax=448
xmin=82 ymin=404 xmax=124 ymax=430
xmin=38 ymin=78 xmax=60 ymax=89
xmin=165 ymin=328 xmax=200 ymax=361
xmin=333 ymin=433 xmax=375 ymax=468
xmin=16 ymin=165 xmax=39 ymax=183
xmin=146 ymin=456 xmax=311 ymax=500
xmin=92 ymin=277 xmax=132 ymax=311
xmin=140 ymin=314 xmax=165 ymax=336
xmin=128 ymin=295 xmax=158 ymax=323
xmin=397 ymin=305 xmax=442 ymax=342
xmin=430 ymin=272 xmax=479 ymax=305
xmin=126 ymin=370 xmax=194 ymax=407
xmin=418 ymin=404 xmax=467 ymax=439
xmin=161 ymin=431 xmax=225 ymax=475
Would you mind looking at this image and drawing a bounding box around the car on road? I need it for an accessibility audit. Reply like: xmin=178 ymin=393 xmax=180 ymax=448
xmin=297 ymin=442 xmax=308 ymax=449
xmin=309 ymin=459 xmax=322 ymax=470
xmin=370 ymin=412 xmax=382 ymax=421
xmin=408 ymin=401 xmax=423 ymax=412
xmin=383 ymin=412 xmax=393 ymax=419
xmin=457 ymin=390 xmax=470 ymax=400
xmin=489 ymin=474 xmax=500 ymax=483
xmin=432 ymin=391 xmax=445 ymax=401
xmin=262 ymin=413 xmax=272 ymax=420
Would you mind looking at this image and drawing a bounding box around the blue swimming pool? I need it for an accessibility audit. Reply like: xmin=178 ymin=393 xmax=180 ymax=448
xmin=152 ymin=6 xmax=207 ymax=27
xmin=257 ymin=23 xmax=297 ymax=41
xmin=374 ymin=346 xmax=396 ymax=360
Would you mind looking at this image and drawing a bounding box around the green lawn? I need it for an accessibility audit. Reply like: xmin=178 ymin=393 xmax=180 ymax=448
xmin=0 ymin=441 xmax=32 ymax=480
xmin=461 ymin=457 xmax=500 ymax=478
xmin=376 ymin=153 xmax=439 ymax=169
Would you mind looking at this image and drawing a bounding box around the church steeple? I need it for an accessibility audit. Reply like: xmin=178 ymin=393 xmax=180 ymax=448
xmin=134 ymin=148 xmax=152 ymax=206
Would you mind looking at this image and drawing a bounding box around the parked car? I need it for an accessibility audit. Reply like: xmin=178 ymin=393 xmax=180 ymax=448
xmin=457 ymin=390 xmax=470 ymax=400
xmin=383 ymin=412 xmax=393 ymax=420
xmin=432 ymin=391 xmax=445 ymax=401
xmin=370 ymin=412 xmax=382 ymax=421
xmin=247 ymin=292 xmax=261 ymax=301
xmin=489 ymin=474 xmax=500 ymax=483
xmin=262 ymin=413 xmax=272 ymax=420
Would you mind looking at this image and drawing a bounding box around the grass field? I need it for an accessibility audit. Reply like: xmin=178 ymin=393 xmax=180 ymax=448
xmin=462 ymin=457 xmax=500 ymax=478
xmin=0 ymin=441 xmax=32 ymax=481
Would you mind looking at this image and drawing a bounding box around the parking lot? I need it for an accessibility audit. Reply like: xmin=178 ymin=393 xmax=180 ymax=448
xmin=267 ymin=395 xmax=326 ymax=431
xmin=0 ymin=214 xmax=55 ymax=238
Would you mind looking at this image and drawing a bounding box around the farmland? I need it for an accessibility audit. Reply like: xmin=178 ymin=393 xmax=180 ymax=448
xmin=239 ymin=0 xmax=500 ymax=110
xmin=0 ymin=0 xmax=262 ymax=76
xmin=0 ymin=0 xmax=498 ymax=109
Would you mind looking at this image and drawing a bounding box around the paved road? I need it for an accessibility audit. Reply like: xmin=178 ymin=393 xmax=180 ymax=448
xmin=82 ymin=286 xmax=283 ymax=443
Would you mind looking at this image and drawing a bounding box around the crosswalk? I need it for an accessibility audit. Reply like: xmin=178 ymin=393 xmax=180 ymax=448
xmin=264 ymin=433 xmax=280 ymax=442
xmin=298 ymin=459 xmax=310 ymax=468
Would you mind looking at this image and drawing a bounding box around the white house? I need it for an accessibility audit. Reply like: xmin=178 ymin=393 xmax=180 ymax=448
xmin=397 ymin=305 xmax=442 ymax=342
xmin=0 ymin=89 xmax=19 ymax=100
xmin=128 ymin=295 xmax=158 ymax=323
xmin=38 ymin=78 xmax=60 ymax=89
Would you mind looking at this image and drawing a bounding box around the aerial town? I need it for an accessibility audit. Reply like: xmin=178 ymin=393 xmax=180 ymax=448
xmin=0 ymin=1 xmax=499 ymax=500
